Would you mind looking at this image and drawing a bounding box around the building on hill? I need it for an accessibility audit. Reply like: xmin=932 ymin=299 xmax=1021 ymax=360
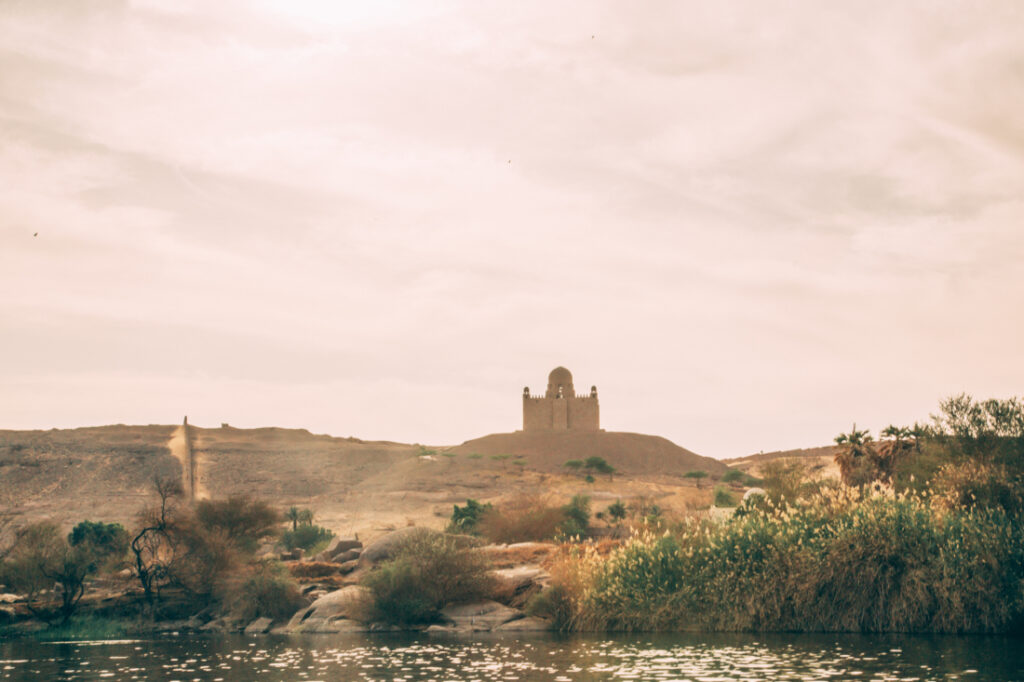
xmin=522 ymin=366 xmax=600 ymax=431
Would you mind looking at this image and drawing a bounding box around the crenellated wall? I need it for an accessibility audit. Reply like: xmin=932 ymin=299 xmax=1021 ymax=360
xmin=522 ymin=393 xmax=599 ymax=431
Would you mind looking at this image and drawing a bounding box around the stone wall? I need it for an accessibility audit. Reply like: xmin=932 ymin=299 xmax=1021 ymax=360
xmin=523 ymin=395 xmax=599 ymax=431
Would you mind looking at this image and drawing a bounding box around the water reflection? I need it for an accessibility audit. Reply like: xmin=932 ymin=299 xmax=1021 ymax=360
xmin=1 ymin=632 xmax=1021 ymax=681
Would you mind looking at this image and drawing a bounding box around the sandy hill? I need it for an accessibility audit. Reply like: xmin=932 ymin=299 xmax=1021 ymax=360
xmin=447 ymin=430 xmax=727 ymax=477
xmin=724 ymin=445 xmax=841 ymax=480
xmin=1 ymin=424 xmax=728 ymax=543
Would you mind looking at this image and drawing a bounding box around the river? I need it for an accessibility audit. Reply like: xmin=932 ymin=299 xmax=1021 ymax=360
xmin=2 ymin=632 xmax=1022 ymax=681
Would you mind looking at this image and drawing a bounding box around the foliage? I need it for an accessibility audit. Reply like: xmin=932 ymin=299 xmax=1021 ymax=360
xmin=564 ymin=459 xmax=584 ymax=471
xmin=476 ymin=495 xmax=565 ymax=544
xmin=194 ymin=495 xmax=280 ymax=553
xmin=226 ymin=560 xmax=304 ymax=623
xmin=285 ymin=506 xmax=313 ymax=531
xmin=0 ymin=522 xmax=106 ymax=625
xmin=584 ymin=456 xmax=616 ymax=478
xmin=606 ymin=500 xmax=627 ymax=524
xmin=542 ymin=486 xmax=1024 ymax=633
xmin=759 ymin=459 xmax=817 ymax=504
xmin=447 ymin=498 xmax=493 ymax=535
xmin=683 ymin=470 xmax=709 ymax=488
xmin=362 ymin=529 xmax=494 ymax=624
xmin=280 ymin=523 xmax=334 ymax=554
xmin=68 ymin=521 xmax=128 ymax=557
xmin=560 ymin=495 xmax=591 ymax=537
xmin=721 ymin=469 xmax=745 ymax=484
xmin=713 ymin=485 xmax=737 ymax=507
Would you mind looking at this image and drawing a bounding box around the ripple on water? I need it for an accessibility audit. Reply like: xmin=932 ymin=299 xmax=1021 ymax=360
xmin=0 ymin=633 xmax=1021 ymax=681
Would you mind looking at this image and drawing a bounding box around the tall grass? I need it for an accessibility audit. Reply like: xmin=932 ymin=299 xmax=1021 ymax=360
xmin=534 ymin=485 xmax=1024 ymax=633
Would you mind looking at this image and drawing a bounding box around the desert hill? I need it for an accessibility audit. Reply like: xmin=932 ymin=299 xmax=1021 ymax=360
xmin=1 ymin=423 xmax=726 ymax=542
xmin=447 ymin=430 xmax=727 ymax=476
xmin=725 ymin=445 xmax=842 ymax=480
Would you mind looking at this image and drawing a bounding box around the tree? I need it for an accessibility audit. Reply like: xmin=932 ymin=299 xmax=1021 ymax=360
xmin=560 ymin=495 xmax=591 ymax=537
xmin=130 ymin=476 xmax=185 ymax=614
xmin=721 ymin=468 xmax=745 ymax=484
xmin=606 ymin=500 xmax=627 ymax=525
xmin=583 ymin=456 xmax=616 ymax=479
xmin=683 ymin=470 xmax=709 ymax=488
xmin=1 ymin=522 xmax=114 ymax=625
xmin=834 ymin=424 xmax=876 ymax=487
xmin=564 ymin=460 xmax=584 ymax=472
xmin=194 ymin=495 xmax=280 ymax=553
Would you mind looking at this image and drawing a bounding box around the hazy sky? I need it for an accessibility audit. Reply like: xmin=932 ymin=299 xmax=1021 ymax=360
xmin=2 ymin=1 xmax=1023 ymax=458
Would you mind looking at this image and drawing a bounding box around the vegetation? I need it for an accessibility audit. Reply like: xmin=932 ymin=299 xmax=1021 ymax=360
xmin=476 ymin=495 xmax=566 ymax=544
xmin=560 ymin=495 xmax=591 ymax=537
xmin=713 ymin=485 xmax=737 ymax=507
xmin=0 ymin=521 xmax=124 ymax=625
xmin=533 ymin=485 xmax=1024 ymax=633
xmin=226 ymin=559 xmax=303 ymax=623
xmin=447 ymin=498 xmax=493 ymax=535
xmin=721 ymin=468 xmax=745 ymax=484
xmin=565 ymin=457 xmax=615 ymax=479
xmin=362 ymin=529 xmax=494 ymax=624
xmin=605 ymin=500 xmax=628 ymax=525
xmin=683 ymin=470 xmax=709 ymax=488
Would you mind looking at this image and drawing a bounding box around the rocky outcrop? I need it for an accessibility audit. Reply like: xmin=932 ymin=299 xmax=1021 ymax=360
xmin=438 ymin=601 xmax=522 ymax=631
xmin=282 ymin=585 xmax=373 ymax=633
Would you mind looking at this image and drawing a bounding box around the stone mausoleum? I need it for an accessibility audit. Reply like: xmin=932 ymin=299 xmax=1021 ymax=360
xmin=522 ymin=367 xmax=600 ymax=432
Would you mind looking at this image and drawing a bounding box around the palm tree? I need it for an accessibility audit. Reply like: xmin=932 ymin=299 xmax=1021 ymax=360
xmin=834 ymin=424 xmax=874 ymax=486
xmin=286 ymin=506 xmax=301 ymax=531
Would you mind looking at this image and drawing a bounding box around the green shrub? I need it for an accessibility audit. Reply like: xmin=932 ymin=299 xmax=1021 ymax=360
xmin=721 ymin=469 xmax=745 ymax=484
xmin=448 ymin=499 xmax=493 ymax=535
xmin=547 ymin=487 xmax=1024 ymax=633
xmin=280 ymin=523 xmax=334 ymax=553
xmin=713 ymin=485 xmax=737 ymax=507
xmin=560 ymin=495 xmax=591 ymax=537
xmin=362 ymin=529 xmax=494 ymax=624
xmin=227 ymin=560 xmax=304 ymax=623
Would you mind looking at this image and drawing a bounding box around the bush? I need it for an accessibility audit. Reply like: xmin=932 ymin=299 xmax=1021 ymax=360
xmin=362 ymin=529 xmax=494 ymax=624
xmin=560 ymin=495 xmax=591 ymax=538
xmin=721 ymin=469 xmax=745 ymax=484
xmin=227 ymin=560 xmax=303 ymax=623
xmin=280 ymin=524 xmax=334 ymax=554
xmin=447 ymin=499 xmax=493 ymax=535
xmin=544 ymin=486 xmax=1024 ymax=633
xmin=713 ymin=485 xmax=737 ymax=507
xmin=195 ymin=496 xmax=280 ymax=553
xmin=477 ymin=495 xmax=565 ymax=544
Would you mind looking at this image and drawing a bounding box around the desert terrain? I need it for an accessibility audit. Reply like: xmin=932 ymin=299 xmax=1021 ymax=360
xmin=0 ymin=422 xmax=753 ymax=543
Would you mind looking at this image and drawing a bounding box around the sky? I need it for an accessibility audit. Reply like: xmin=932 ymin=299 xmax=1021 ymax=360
xmin=2 ymin=1 xmax=1023 ymax=459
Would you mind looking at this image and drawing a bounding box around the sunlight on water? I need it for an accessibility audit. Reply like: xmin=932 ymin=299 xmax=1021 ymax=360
xmin=1 ymin=633 xmax=1020 ymax=681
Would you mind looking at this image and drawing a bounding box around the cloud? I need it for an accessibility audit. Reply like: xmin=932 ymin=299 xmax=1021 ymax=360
xmin=1 ymin=1 xmax=1023 ymax=457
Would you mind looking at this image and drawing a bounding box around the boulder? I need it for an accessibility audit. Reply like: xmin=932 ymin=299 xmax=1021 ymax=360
xmin=284 ymin=585 xmax=373 ymax=633
xmin=326 ymin=536 xmax=362 ymax=556
xmin=493 ymin=566 xmax=550 ymax=590
xmin=440 ymin=601 xmax=522 ymax=630
xmin=244 ymin=617 xmax=274 ymax=635
xmin=494 ymin=616 xmax=552 ymax=632
xmin=332 ymin=549 xmax=361 ymax=563
xmin=337 ymin=559 xmax=360 ymax=575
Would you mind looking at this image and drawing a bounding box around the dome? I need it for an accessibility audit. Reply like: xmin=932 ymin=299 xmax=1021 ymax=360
xmin=546 ymin=366 xmax=574 ymax=398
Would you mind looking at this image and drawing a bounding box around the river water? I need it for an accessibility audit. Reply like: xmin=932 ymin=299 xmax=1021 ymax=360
xmin=1 ymin=632 xmax=1022 ymax=681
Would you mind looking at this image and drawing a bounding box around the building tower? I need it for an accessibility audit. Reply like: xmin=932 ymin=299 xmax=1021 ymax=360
xmin=522 ymin=366 xmax=600 ymax=431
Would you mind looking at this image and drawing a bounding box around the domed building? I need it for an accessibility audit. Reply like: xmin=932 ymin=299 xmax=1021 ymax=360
xmin=522 ymin=367 xmax=600 ymax=431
